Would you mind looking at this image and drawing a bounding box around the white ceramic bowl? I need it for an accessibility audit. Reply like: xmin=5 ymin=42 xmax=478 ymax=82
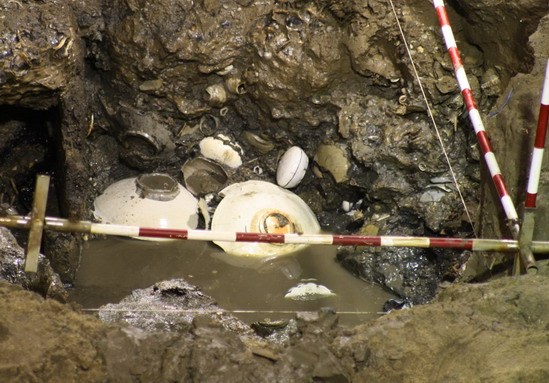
xmin=93 ymin=173 xmax=199 ymax=241
xmin=211 ymin=180 xmax=320 ymax=256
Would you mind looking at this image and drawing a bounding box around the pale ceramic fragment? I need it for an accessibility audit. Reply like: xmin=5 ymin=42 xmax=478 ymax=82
xmin=284 ymin=282 xmax=336 ymax=301
xmin=199 ymin=136 xmax=243 ymax=169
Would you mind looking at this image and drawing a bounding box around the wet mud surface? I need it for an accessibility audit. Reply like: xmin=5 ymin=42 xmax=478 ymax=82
xmin=2 ymin=266 xmax=549 ymax=382
xmin=1 ymin=0 xmax=549 ymax=381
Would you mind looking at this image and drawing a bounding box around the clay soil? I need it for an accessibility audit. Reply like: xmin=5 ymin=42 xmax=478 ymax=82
xmin=1 ymin=267 xmax=549 ymax=382
xmin=1 ymin=0 xmax=549 ymax=382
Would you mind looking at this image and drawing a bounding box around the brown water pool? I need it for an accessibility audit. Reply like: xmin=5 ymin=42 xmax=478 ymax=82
xmin=70 ymin=237 xmax=394 ymax=326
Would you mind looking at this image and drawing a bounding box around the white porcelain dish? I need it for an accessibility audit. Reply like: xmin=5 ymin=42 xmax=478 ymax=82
xmin=210 ymin=180 xmax=320 ymax=256
xmin=93 ymin=173 xmax=199 ymax=241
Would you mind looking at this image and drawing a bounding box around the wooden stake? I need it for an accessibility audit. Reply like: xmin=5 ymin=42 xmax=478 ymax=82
xmin=24 ymin=175 xmax=50 ymax=273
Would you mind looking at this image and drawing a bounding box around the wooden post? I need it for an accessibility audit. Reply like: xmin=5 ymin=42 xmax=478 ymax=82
xmin=24 ymin=175 xmax=50 ymax=273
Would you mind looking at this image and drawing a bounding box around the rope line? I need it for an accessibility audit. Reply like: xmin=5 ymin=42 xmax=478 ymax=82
xmin=82 ymin=308 xmax=385 ymax=315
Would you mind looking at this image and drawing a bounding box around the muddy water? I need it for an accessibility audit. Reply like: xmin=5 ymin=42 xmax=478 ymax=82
xmin=71 ymin=238 xmax=394 ymax=326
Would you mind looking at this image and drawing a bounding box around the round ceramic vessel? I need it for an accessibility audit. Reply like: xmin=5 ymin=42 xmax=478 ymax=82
xmin=276 ymin=146 xmax=309 ymax=188
xmin=93 ymin=173 xmax=199 ymax=241
xmin=211 ymin=180 xmax=320 ymax=256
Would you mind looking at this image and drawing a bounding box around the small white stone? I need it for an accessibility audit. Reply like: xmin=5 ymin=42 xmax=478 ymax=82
xmin=341 ymin=200 xmax=352 ymax=212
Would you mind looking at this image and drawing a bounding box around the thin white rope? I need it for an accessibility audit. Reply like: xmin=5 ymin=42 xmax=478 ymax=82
xmin=82 ymin=308 xmax=385 ymax=315
xmin=388 ymin=0 xmax=477 ymax=236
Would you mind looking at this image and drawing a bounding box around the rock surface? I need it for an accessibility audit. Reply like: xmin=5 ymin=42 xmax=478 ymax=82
xmin=98 ymin=279 xmax=255 ymax=335
xmin=0 ymin=227 xmax=67 ymax=302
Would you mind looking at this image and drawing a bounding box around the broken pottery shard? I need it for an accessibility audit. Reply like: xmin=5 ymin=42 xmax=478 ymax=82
xmin=284 ymin=282 xmax=336 ymax=301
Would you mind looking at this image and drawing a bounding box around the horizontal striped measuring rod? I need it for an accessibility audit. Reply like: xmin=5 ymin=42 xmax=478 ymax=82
xmin=4 ymin=215 xmax=549 ymax=253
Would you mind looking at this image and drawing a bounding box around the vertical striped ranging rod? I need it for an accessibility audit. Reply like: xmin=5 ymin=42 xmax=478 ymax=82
xmin=433 ymin=0 xmax=520 ymax=237
xmin=518 ymin=59 xmax=549 ymax=274
xmin=525 ymin=59 xmax=549 ymax=208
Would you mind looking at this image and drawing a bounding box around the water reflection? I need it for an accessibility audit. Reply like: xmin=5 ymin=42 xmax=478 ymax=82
xmin=210 ymin=251 xmax=303 ymax=279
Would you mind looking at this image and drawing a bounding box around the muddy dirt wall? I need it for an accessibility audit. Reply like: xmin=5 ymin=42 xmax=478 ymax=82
xmin=3 ymin=0 xmax=546 ymax=298
xmin=1 ymin=1 xmax=549 ymax=382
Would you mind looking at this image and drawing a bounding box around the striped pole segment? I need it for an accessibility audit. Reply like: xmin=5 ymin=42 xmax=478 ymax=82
xmin=517 ymin=60 xmax=549 ymax=274
xmin=433 ymin=0 xmax=519 ymax=234
xmin=0 ymin=214 xmax=533 ymax=253
xmin=525 ymin=59 xmax=549 ymax=208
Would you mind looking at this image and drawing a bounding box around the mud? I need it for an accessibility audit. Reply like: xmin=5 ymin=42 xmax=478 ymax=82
xmin=97 ymin=278 xmax=257 ymax=335
xmin=1 ymin=0 xmax=492 ymax=292
xmin=0 ymin=227 xmax=66 ymax=302
xmin=2 ymin=264 xmax=549 ymax=382
xmin=1 ymin=0 xmax=549 ymax=381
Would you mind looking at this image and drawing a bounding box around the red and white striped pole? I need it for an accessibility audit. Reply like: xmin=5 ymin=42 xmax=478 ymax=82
xmin=0 ymin=215 xmax=524 ymax=252
xmin=433 ymin=0 xmax=520 ymax=236
xmin=4 ymin=214 xmax=549 ymax=253
xmin=517 ymin=59 xmax=549 ymax=273
xmin=525 ymin=59 xmax=549 ymax=208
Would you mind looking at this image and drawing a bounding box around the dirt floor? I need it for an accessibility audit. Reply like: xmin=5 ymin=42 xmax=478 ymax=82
xmin=1 ymin=0 xmax=549 ymax=382
xmin=1 ymin=264 xmax=548 ymax=382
